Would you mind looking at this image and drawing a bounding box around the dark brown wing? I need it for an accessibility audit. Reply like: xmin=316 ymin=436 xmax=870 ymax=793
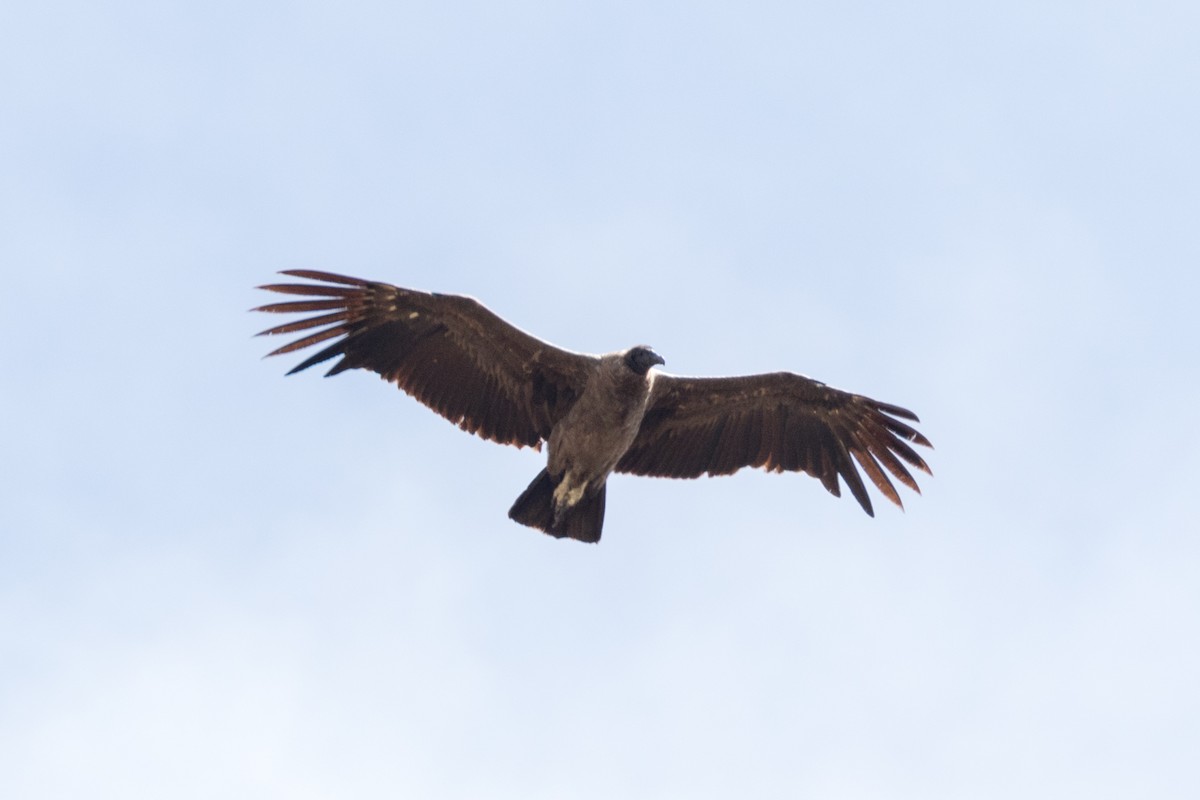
xmin=615 ymin=372 xmax=932 ymax=516
xmin=254 ymin=270 xmax=598 ymax=448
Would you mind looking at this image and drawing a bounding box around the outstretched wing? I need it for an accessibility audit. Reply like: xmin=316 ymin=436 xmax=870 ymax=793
xmin=254 ymin=270 xmax=598 ymax=448
xmin=616 ymin=372 xmax=932 ymax=515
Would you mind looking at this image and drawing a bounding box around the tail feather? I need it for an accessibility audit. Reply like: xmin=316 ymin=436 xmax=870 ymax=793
xmin=508 ymin=469 xmax=606 ymax=544
xmin=508 ymin=469 xmax=557 ymax=533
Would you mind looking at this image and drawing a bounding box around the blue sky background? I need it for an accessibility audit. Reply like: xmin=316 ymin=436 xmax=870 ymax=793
xmin=3 ymin=1 xmax=1198 ymax=797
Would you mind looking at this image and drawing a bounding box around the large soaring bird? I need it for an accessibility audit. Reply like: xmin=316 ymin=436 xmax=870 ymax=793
xmin=255 ymin=271 xmax=932 ymax=543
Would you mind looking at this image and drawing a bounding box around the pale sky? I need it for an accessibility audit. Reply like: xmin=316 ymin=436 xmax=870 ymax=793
xmin=2 ymin=2 xmax=1198 ymax=798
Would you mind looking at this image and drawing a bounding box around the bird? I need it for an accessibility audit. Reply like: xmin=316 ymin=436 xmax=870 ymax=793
xmin=254 ymin=270 xmax=932 ymax=543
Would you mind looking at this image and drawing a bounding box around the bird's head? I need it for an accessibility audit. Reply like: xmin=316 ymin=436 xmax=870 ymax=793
xmin=623 ymin=345 xmax=665 ymax=376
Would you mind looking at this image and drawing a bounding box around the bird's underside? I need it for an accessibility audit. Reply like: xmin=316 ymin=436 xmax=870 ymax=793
xmin=255 ymin=270 xmax=933 ymax=543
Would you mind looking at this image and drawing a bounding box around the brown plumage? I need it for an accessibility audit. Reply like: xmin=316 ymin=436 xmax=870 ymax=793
xmin=255 ymin=270 xmax=933 ymax=542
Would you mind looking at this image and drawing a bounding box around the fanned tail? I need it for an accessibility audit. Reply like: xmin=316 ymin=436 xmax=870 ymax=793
xmin=508 ymin=469 xmax=606 ymax=544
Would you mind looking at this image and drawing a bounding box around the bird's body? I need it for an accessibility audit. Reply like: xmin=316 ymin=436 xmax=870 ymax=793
xmin=549 ymin=351 xmax=659 ymax=503
xmin=255 ymin=271 xmax=932 ymax=543
xmin=519 ymin=349 xmax=661 ymax=540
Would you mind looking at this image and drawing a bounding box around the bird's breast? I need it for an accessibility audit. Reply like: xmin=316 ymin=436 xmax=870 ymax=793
xmin=547 ymin=371 xmax=652 ymax=480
